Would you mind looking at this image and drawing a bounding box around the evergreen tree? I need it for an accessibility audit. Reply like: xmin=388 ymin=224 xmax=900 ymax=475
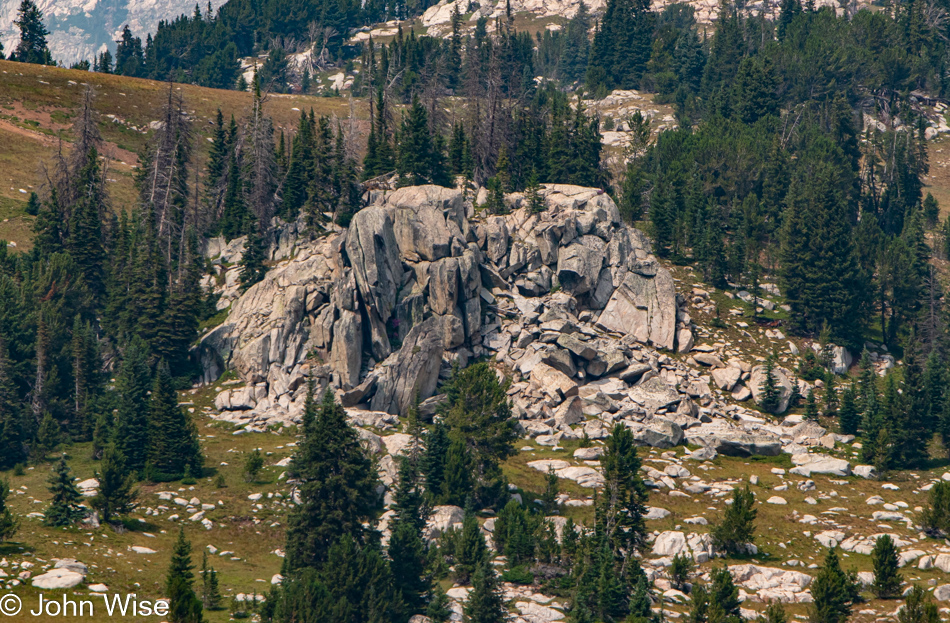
xmin=44 ymin=456 xmax=85 ymax=527
xmin=388 ymin=455 xmax=431 ymax=617
xmin=809 ymin=549 xmax=854 ymax=623
xmin=11 ymin=0 xmax=52 ymax=65
xmin=586 ymin=0 xmax=654 ymax=91
xmin=396 ymin=97 xmax=448 ymax=187
xmin=760 ymin=601 xmax=788 ymax=623
xmin=239 ymin=223 xmax=267 ymax=292
xmin=113 ymin=338 xmax=152 ymax=473
xmin=283 ymin=382 xmax=379 ymax=573
xmin=871 ymin=534 xmax=901 ymax=599
xmin=760 ymin=356 xmax=780 ymax=414
xmin=441 ymin=363 xmax=517 ymax=508
xmin=66 ymin=147 xmax=106 ymax=298
xmin=899 ymin=585 xmax=940 ymax=623
xmin=427 ymin=584 xmax=452 ymax=623
xmin=455 ymin=510 xmax=489 ymax=584
xmin=0 ymin=479 xmax=18 ymax=543
xmin=34 ymin=411 xmax=61 ymax=460
xmin=423 ymin=418 xmax=450 ymax=502
xmin=0 ymin=337 xmax=24 ymax=470
xmin=597 ymin=423 xmax=648 ymax=556
xmin=91 ymin=442 xmax=138 ymax=523
xmin=921 ymin=481 xmax=950 ymax=536
xmin=147 ymin=363 xmax=203 ymax=480
xmin=708 ymin=566 xmax=742 ymax=623
xmin=837 ymin=385 xmax=859 ymax=436
xmin=804 ymin=388 xmax=819 ymax=421
xmin=688 ymin=583 xmax=709 ymax=623
xmin=114 ymin=25 xmax=145 ymax=77
xmin=711 ymin=485 xmax=757 ymax=556
xmin=464 ymin=559 xmax=507 ymax=623
xmin=166 ymin=527 xmax=204 ymax=623
xmin=200 ymin=551 xmax=223 ymax=610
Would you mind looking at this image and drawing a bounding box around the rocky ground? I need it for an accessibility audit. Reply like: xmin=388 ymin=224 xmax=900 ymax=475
xmin=177 ymin=184 xmax=950 ymax=622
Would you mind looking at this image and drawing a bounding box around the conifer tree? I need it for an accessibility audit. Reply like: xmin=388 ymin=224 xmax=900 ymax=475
xmin=91 ymin=442 xmax=138 ymax=523
xmin=688 ymin=583 xmax=709 ymax=623
xmin=67 ymin=147 xmax=106 ymax=298
xmin=455 ymin=510 xmax=489 ymax=584
xmin=427 ymin=584 xmax=452 ymax=623
xmin=113 ymin=338 xmax=151 ymax=473
xmin=12 ymin=0 xmax=52 ymax=65
xmin=899 ymin=585 xmax=940 ymax=623
xmin=166 ymin=527 xmax=204 ymax=623
xmin=541 ymin=466 xmax=559 ymax=514
xmin=597 ymin=423 xmax=648 ymax=556
xmin=284 ymin=381 xmax=379 ymax=572
xmin=809 ymin=548 xmax=854 ymax=623
xmin=239 ymin=223 xmax=267 ymax=292
xmin=921 ymin=481 xmax=950 ymax=536
xmin=423 ymin=418 xmax=450 ymax=501
xmin=711 ymin=486 xmax=757 ymax=556
xmin=396 ymin=97 xmax=448 ymax=187
xmin=804 ymin=389 xmax=819 ymax=421
xmin=0 ymin=337 xmax=24 ymax=470
xmin=44 ymin=456 xmax=85 ymax=527
xmin=708 ymin=566 xmax=742 ymax=623
xmin=200 ymin=552 xmax=223 ymax=610
xmin=464 ymin=559 xmax=507 ymax=623
xmin=871 ymin=534 xmax=902 ymax=599
xmin=147 ymin=363 xmax=203 ymax=480
xmin=760 ymin=356 xmax=780 ymax=414
xmin=441 ymin=363 xmax=517 ymax=507
xmin=761 ymin=601 xmax=788 ymax=623
xmin=837 ymin=385 xmax=859 ymax=436
xmin=388 ymin=455 xmax=431 ymax=616
xmin=0 ymin=479 xmax=18 ymax=543
xmin=34 ymin=411 xmax=61 ymax=460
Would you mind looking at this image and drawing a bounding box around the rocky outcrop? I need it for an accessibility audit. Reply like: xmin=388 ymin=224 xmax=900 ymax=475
xmin=199 ymin=184 xmax=696 ymax=427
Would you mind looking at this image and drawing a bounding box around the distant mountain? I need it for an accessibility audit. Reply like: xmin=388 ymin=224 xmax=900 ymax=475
xmin=0 ymin=0 xmax=228 ymax=65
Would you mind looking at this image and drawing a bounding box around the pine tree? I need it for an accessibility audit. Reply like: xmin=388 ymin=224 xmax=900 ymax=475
xmin=708 ymin=566 xmax=742 ymax=623
xmin=166 ymin=527 xmax=204 ymax=623
xmin=44 ymin=456 xmax=86 ymax=527
xmin=66 ymin=147 xmax=106 ymax=298
xmin=11 ymin=0 xmax=52 ymax=65
xmin=91 ymin=442 xmax=138 ymax=523
xmin=809 ymin=548 xmax=854 ymax=623
xmin=0 ymin=337 xmax=24 ymax=470
xmin=283 ymin=382 xmax=380 ymax=572
xmin=200 ymin=552 xmax=223 ymax=610
xmin=804 ymin=389 xmax=819 ymax=421
xmin=239 ymin=223 xmax=267 ymax=292
xmin=711 ymin=485 xmax=757 ymax=556
xmin=388 ymin=455 xmax=431 ymax=616
xmin=464 ymin=559 xmax=507 ymax=623
xmin=760 ymin=601 xmax=788 ymax=623
xmin=147 ymin=363 xmax=203 ymax=480
xmin=441 ymin=363 xmax=517 ymax=508
xmin=427 ymin=584 xmax=452 ymax=623
xmin=455 ymin=510 xmax=489 ymax=584
xmin=0 ymin=480 xmax=17 ymax=543
xmin=396 ymin=97 xmax=447 ymax=187
xmin=688 ymin=583 xmax=709 ymax=623
xmin=899 ymin=585 xmax=940 ymax=623
xmin=838 ymin=385 xmax=859 ymax=436
xmin=871 ymin=534 xmax=902 ymax=599
xmin=760 ymin=356 xmax=780 ymax=414
xmin=113 ymin=338 xmax=151 ymax=473
xmin=597 ymin=423 xmax=648 ymax=556
xmin=34 ymin=411 xmax=61 ymax=460
xmin=423 ymin=418 xmax=450 ymax=501
xmin=921 ymin=481 xmax=950 ymax=536
xmin=541 ymin=466 xmax=559 ymax=514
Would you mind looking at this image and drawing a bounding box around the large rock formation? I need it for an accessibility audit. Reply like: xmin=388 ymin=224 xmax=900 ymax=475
xmin=197 ymin=184 xmax=688 ymax=428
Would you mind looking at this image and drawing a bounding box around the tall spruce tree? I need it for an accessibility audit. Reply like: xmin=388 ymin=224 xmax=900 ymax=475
xmin=463 ymin=559 xmax=506 ymax=623
xmin=146 ymin=363 xmax=203 ymax=480
xmin=0 ymin=479 xmax=18 ymax=543
xmin=11 ymin=0 xmax=52 ymax=65
xmin=388 ymin=455 xmax=431 ymax=617
xmin=113 ymin=338 xmax=152 ymax=473
xmin=597 ymin=423 xmax=648 ymax=556
xmin=283 ymin=381 xmax=379 ymax=573
xmin=899 ymin=586 xmax=940 ymax=623
xmin=809 ymin=549 xmax=854 ymax=623
xmin=44 ymin=456 xmax=86 ymax=527
xmin=91 ymin=442 xmax=138 ymax=523
xmin=166 ymin=527 xmax=204 ymax=623
xmin=0 ymin=337 xmax=23 ymax=470
xmin=871 ymin=534 xmax=902 ymax=599
xmin=711 ymin=486 xmax=757 ymax=556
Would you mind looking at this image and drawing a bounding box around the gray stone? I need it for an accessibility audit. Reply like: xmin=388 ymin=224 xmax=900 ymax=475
xmin=329 ymin=310 xmax=362 ymax=389
xmin=557 ymin=333 xmax=597 ymax=360
xmin=530 ymin=363 xmax=579 ymax=400
xmin=371 ymin=317 xmax=445 ymax=416
xmin=541 ymin=348 xmax=576 ymax=377
xmin=554 ymin=396 xmax=584 ymax=427
xmin=853 ymin=465 xmax=877 ymax=479
xmin=711 ymin=366 xmax=742 ymax=391
xmin=557 ymin=235 xmax=606 ymax=295
xmin=628 ymin=377 xmax=682 ymax=413
xmin=597 ymin=269 xmax=677 ymax=351
xmin=676 ymin=328 xmax=694 ymax=353
xmin=629 ymin=419 xmax=685 ymax=448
